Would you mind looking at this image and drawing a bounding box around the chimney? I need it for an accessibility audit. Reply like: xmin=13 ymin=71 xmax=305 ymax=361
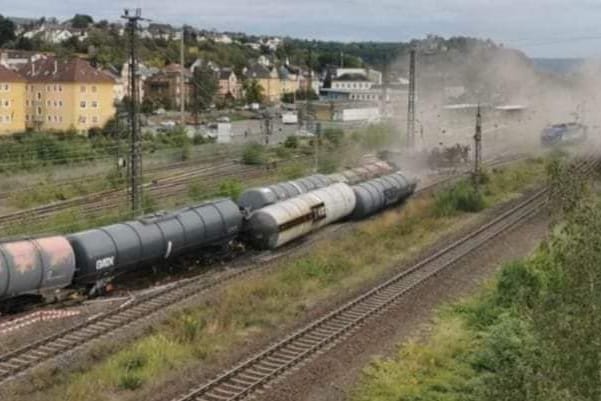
xmin=31 ymin=58 xmax=35 ymax=76
xmin=53 ymin=60 xmax=58 ymax=74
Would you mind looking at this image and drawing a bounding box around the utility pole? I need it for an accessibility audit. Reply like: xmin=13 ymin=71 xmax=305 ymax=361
xmin=380 ymin=64 xmax=388 ymax=119
xmin=122 ymin=8 xmax=144 ymax=216
xmin=307 ymin=48 xmax=318 ymax=172
xmin=474 ymin=104 xmax=482 ymax=188
xmin=180 ymin=27 xmax=185 ymax=126
xmin=406 ymin=48 xmax=416 ymax=149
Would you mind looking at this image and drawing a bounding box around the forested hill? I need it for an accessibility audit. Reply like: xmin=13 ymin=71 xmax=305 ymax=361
xmin=0 ymin=14 xmax=530 ymax=78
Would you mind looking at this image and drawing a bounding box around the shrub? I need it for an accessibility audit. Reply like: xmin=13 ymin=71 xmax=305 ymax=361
xmin=281 ymin=163 xmax=305 ymax=180
xmin=217 ymin=179 xmax=242 ymax=199
xmin=434 ymin=181 xmax=486 ymax=217
xmin=284 ymin=135 xmax=299 ymax=149
xmin=118 ymin=371 xmax=144 ymax=390
xmin=323 ymin=128 xmax=344 ymax=146
xmin=318 ymin=156 xmax=339 ymax=174
xmin=275 ymin=146 xmax=291 ymax=159
xmin=242 ymin=142 xmax=266 ymax=165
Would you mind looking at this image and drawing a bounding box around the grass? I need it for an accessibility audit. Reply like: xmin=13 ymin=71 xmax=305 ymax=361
xmin=4 ymin=158 xmax=547 ymax=401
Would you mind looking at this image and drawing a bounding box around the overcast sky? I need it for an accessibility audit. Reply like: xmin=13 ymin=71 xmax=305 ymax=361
xmin=4 ymin=0 xmax=601 ymax=58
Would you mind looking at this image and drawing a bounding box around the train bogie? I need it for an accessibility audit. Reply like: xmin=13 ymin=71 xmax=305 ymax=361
xmin=246 ymin=183 xmax=356 ymax=250
xmin=351 ymin=172 xmax=418 ymax=219
xmin=0 ymin=237 xmax=76 ymax=301
xmin=68 ymin=198 xmax=243 ymax=286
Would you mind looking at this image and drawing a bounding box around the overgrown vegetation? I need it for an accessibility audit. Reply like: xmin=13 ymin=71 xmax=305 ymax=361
xmin=241 ymin=142 xmax=267 ymax=165
xmin=353 ymin=157 xmax=601 ymax=401
xmin=434 ymin=180 xmax=486 ymax=216
xmin=4 ymin=159 xmax=548 ymax=401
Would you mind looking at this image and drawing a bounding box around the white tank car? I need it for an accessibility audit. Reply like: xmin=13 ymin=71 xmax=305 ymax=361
xmin=246 ymin=183 xmax=356 ymax=250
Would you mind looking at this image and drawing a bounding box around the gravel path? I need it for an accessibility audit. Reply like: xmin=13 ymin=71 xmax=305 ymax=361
xmin=255 ymin=211 xmax=551 ymax=401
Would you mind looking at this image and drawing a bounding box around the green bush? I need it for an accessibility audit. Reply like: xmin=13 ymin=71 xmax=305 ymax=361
xmin=275 ymin=146 xmax=291 ymax=159
xmin=118 ymin=371 xmax=144 ymax=390
xmin=281 ymin=163 xmax=306 ymax=180
xmin=242 ymin=142 xmax=266 ymax=165
xmin=434 ymin=181 xmax=486 ymax=217
xmin=217 ymin=179 xmax=242 ymax=199
xmin=323 ymin=128 xmax=344 ymax=146
xmin=318 ymin=156 xmax=339 ymax=174
xmin=284 ymin=135 xmax=299 ymax=149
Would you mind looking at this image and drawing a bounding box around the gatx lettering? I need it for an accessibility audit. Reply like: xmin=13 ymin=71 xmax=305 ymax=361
xmin=96 ymin=256 xmax=115 ymax=270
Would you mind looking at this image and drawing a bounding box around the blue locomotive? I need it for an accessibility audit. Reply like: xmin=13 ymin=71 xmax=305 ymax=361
xmin=541 ymin=122 xmax=588 ymax=146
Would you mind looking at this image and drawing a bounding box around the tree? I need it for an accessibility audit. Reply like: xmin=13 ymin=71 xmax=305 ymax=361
xmin=71 ymin=14 xmax=94 ymax=29
xmin=190 ymin=64 xmax=219 ymax=124
xmin=0 ymin=15 xmax=16 ymax=47
xmin=243 ymin=79 xmax=264 ymax=104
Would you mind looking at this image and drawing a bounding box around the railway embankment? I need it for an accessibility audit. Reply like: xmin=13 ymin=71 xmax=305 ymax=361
xmin=350 ymin=156 xmax=601 ymax=401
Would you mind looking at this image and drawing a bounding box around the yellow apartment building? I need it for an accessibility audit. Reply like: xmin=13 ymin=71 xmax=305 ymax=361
xmin=20 ymin=57 xmax=115 ymax=133
xmin=0 ymin=65 xmax=26 ymax=135
xmin=246 ymin=64 xmax=281 ymax=103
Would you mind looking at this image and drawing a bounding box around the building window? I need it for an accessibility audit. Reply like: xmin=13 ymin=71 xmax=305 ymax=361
xmin=4 ymin=100 xmax=8 ymax=107
xmin=53 ymin=85 xmax=57 ymax=91
xmin=91 ymin=86 xmax=97 ymax=93
xmin=47 ymin=115 xmax=51 ymax=122
xmin=54 ymin=101 xmax=57 ymax=107
xmin=4 ymin=84 xmax=8 ymax=91
xmin=80 ymin=85 xmax=86 ymax=93
xmin=59 ymin=100 xmax=63 ymax=107
xmin=58 ymin=85 xmax=62 ymax=92
xmin=59 ymin=116 xmax=63 ymax=122
xmin=25 ymin=114 xmax=29 ymax=121
xmin=47 ymin=100 xmax=51 ymax=107
xmin=46 ymin=85 xmax=51 ymax=92
xmin=37 ymin=107 xmax=42 ymax=115
xmin=26 ymin=100 xmax=29 ymax=107
xmin=91 ymin=101 xmax=98 ymax=108
xmin=80 ymin=101 xmax=86 ymax=108
xmin=54 ymin=115 xmax=59 ymax=122
xmin=79 ymin=116 xmax=86 ymax=124
xmin=37 ymin=92 xmax=41 ymax=100
xmin=92 ymin=116 xmax=98 ymax=124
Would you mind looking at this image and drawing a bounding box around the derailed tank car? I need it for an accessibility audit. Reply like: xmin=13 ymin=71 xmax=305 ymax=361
xmin=328 ymin=161 xmax=394 ymax=185
xmin=238 ymin=174 xmax=334 ymax=213
xmin=246 ymin=183 xmax=356 ymax=250
xmin=351 ymin=172 xmax=418 ymax=219
xmin=68 ymin=198 xmax=242 ymax=293
xmin=0 ymin=236 xmax=76 ymax=308
xmin=238 ymin=161 xmax=394 ymax=213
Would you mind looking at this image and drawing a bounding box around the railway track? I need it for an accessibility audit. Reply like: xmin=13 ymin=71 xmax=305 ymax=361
xmin=167 ymin=156 xmax=599 ymax=401
xmin=0 ymin=156 xmax=315 ymax=234
xmin=0 ymin=153 xmax=560 ymax=385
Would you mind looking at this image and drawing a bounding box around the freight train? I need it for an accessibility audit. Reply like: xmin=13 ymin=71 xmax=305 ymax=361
xmin=0 ymin=161 xmax=417 ymax=312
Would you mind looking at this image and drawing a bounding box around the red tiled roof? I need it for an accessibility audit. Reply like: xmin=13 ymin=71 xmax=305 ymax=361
xmin=19 ymin=57 xmax=115 ymax=84
xmin=0 ymin=65 xmax=25 ymax=82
